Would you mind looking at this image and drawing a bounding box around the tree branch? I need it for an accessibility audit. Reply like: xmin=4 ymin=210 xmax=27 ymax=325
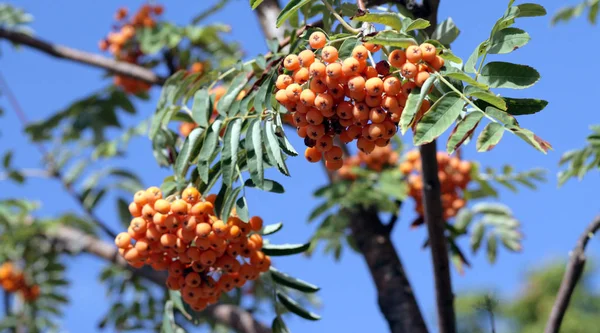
xmin=544 ymin=215 xmax=600 ymax=333
xmin=50 ymin=226 xmax=271 ymax=333
xmin=254 ymin=0 xmax=287 ymax=43
xmin=346 ymin=207 xmax=428 ymax=333
xmin=0 ymin=28 xmax=165 ymax=85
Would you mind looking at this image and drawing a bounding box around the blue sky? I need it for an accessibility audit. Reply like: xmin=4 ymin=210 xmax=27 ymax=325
xmin=1 ymin=0 xmax=599 ymax=332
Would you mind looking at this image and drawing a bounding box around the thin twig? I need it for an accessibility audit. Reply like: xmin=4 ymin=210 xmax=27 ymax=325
xmin=545 ymin=215 xmax=600 ymax=333
xmin=321 ymin=0 xmax=362 ymax=34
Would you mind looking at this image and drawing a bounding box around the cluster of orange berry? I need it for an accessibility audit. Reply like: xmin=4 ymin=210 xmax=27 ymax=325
xmin=401 ymin=150 xmax=472 ymax=220
xmin=115 ymin=186 xmax=270 ymax=311
xmin=338 ymin=145 xmax=399 ymax=180
xmin=275 ymin=31 xmax=444 ymax=170
xmin=98 ymin=5 xmax=163 ymax=94
xmin=0 ymin=262 xmax=40 ymax=302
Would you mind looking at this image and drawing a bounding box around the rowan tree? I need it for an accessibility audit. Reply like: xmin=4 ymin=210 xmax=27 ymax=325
xmin=0 ymin=1 xmax=596 ymax=333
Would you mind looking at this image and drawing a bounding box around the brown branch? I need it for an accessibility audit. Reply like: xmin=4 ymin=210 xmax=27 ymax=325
xmin=50 ymin=226 xmax=271 ymax=333
xmin=347 ymin=207 xmax=429 ymax=333
xmin=544 ymin=215 xmax=600 ymax=333
xmin=0 ymin=28 xmax=165 ymax=85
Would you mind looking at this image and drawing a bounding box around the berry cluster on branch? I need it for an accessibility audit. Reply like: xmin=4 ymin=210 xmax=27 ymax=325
xmin=0 ymin=262 xmax=40 ymax=302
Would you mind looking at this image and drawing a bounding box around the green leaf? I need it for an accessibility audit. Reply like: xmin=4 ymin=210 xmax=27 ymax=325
xmin=197 ymin=120 xmax=223 ymax=182
xmin=336 ymin=37 xmax=360 ymax=59
xmin=270 ymin=267 xmax=320 ymax=293
xmin=262 ymin=222 xmax=283 ymax=235
xmin=432 ymin=17 xmax=460 ymax=45
xmin=503 ymin=97 xmax=548 ymax=115
xmin=473 ymin=202 xmax=512 ymax=216
xmin=487 ymin=233 xmax=498 ymax=264
xmin=276 ymin=291 xmax=321 ymax=321
xmin=254 ymin=74 xmax=275 ymax=113
xmin=447 ymin=111 xmax=484 ymax=154
xmin=245 ymin=119 xmax=264 ymax=188
xmin=444 ymin=71 xmax=489 ymax=89
xmin=2 ymin=151 xmax=13 ymax=168
xmin=464 ymin=40 xmax=489 ymax=74
xmin=476 ymin=122 xmax=505 ymax=152
xmin=263 ymin=242 xmax=311 ymax=256
xmin=509 ymin=126 xmax=552 ymax=153
xmin=272 ymin=316 xmax=290 ymax=333
xmin=471 ymin=222 xmax=485 ymax=253
xmin=276 ymin=0 xmax=311 ymax=27
xmin=217 ymin=73 xmax=248 ymax=117
xmin=244 ymin=178 xmax=284 ymax=193
xmin=221 ymin=186 xmax=242 ymax=219
xmin=250 ymin=0 xmax=265 ymax=10
xmin=175 ymin=127 xmax=205 ymax=179
xmin=489 ymin=27 xmax=530 ymax=54
xmin=265 ymin=119 xmax=289 ymax=176
xmin=403 ymin=18 xmax=431 ymax=32
xmin=191 ymin=89 xmax=212 ymax=128
xmin=150 ymin=72 xmax=185 ymax=139
xmin=454 ymin=208 xmax=474 ymax=231
xmin=400 ymin=74 xmax=436 ymax=134
xmin=516 ymin=3 xmax=547 ymax=18
xmin=364 ymin=30 xmax=418 ymax=48
xmin=484 ymin=106 xmax=518 ymax=127
xmin=352 ymin=12 xmax=403 ymax=31
xmin=464 ymin=86 xmax=507 ymax=110
xmin=414 ymin=92 xmax=464 ymax=145
xmin=221 ymin=119 xmax=243 ymax=186
xmin=478 ymin=61 xmax=540 ymax=89
xmin=64 ymin=160 xmax=87 ymax=185
xmin=235 ymin=196 xmax=249 ymax=222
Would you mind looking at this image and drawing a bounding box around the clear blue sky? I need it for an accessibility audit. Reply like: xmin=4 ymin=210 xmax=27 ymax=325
xmin=1 ymin=0 xmax=599 ymax=332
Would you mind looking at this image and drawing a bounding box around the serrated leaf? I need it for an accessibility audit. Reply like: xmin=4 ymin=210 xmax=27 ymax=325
xmin=484 ymin=106 xmax=518 ymax=127
xmin=191 ymin=89 xmax=211 ymax=128
xmin=464 ymin=40 xmax=488 ymax=74
xmin=444 ymin=71 xmax=489 ymax=89
xmin=265 ymin=119 xmax=289 ymax=176
xmin=272 ymin=316 xmax=290 ymax=333
xmin=464 ymin=86 xmax=507 ymax=110
xmin=221 ymin=186 xmax=242 ymax=219
xmin=221 ymin=119 xmax=243 ymax=186
xmin=254 ymin=74 xmax=275 ymax=113
xmin=509 ymin=126 xmax=552 ymax=153
xmin=175 ymin=127 xmax=205 ymax=178
xmin=447 ymin=111 xmax=484 ymax=153
xmin=414 ymin=92 xmax=464 ymax=145
xmin=276 ymin=291 xmax=321 ymax=320
xmin=471 ymin=222 xmax=485 ymax=253
xmin=476 ymin=122 xmax=505 ymax=152
xmin=472 ymin=202 xmax=512 ymax=215
xmin=262 ymin=222 xmax=283 ymax=235
xmin=352 ymin=12 xmax=403 ymax=31
xmin=244 ymin=178 xmax=284 ymax=193
xmin=250 ymin=0 xmax=265 ymax=10
xmin=400 ymin=75 xmax=436 ymax=134
xmin=263 ymin=242 xmax=311 ymax=256
xmin=404 ymin=18 xmax=431 ymax=32
xmin=197 ymin=120 xmax=222 ymax=182
xmin=270 ymin=267 xmax=320 ymax=293
xmin=336 ymin=37 xmax=360 ymax=59
xmin=235 ymin=196 xmax=249 ymax=222
xmin=217 ymin=73 xmax=248 ymax=117
xmin=478 ymin=61 xmax=540 ymax=89
xmin=364 ymin=30 xmax=417 ymax=48
xmin=503 ymin=97 xmax=548 ymax=115
xmin=432 ymin=17 xmax=460 ymax=45
xmin=245 ymin=119 xmax=264 ymax=188
xmin=454 ymin=208 xmax=474 ymax=231
xmin=487 ymin=233 xmax=498 ymax=264
xmin=276 ymin=0 xmax=311 ymax=27
xmin=516 ymin=3 xmax=547 ymax=18
xmin=489 ymin=27 xmax=530 ymax=54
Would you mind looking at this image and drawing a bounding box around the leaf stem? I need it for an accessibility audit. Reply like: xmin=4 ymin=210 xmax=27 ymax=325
xmin=434 ymin=73 xmax=497 ymax=124
xmin=321 ymin=0 xmax=362 ymax=34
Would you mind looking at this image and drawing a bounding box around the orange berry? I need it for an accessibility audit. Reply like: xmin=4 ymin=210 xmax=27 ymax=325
xmin=314 ymin=93 xmax=333 ymax=111
xmin=190 ymin=201 xmax=214 ymax=217
xmin=415 ymin=71 xmax=431 ymax=87
xmin=275 ymin=90 xmax=289 ymax=104
xmin=249 ymin=216 xmax=263 ymax=231
xmin=369 ymin=108 xmax=387 ymax=123
xmin=283 ymin=54 xmax=300 ymax=71
xmin=130 ymin=217 xmax=148 ymax=234
xmin=309 ymin=31 xmax=327 ymax=49
xmin=171 ymin=199 xmax=188 ymax=216
xmin=364 ymin=66 xmax=378 ymax=79
xmin=115 ymin=232 xmax=132 ymax=248
xmin=347 ymin=76 xmax=366 ymax=92
xmin=306 ymin=109 xmax=324 ymax=125
xmin=145 ymin=187 xmax=162 ymax=203
xmin=298 ymin=50 xmax=316 ymax=67
xmin=342 ymin=57 xmax=362 ymax=77
xmin=326 ymin=62 xmax=343 ymax=79
xmin=363 ymin=42 xmax=381 ymax=53
xmin=383 ymin=77 xmax=402 ymax=95
xmin=352 ymin=45 xmax=369 ymax=61
xmin=304 ymin=147 xmax=322 ymax=163
xmin=365 ymin=94 xmax=382 ymax=108
xmin=123 ymin=247 xmax=141 ymax=262
xmin=300 ymin=89 xmax=316 ymax=107
xmin=309 ymin=78 xmax=327 ymax=93
xmin=276 ymin=74 xmax=293 ymax=90
xmin=133 ymin=191 xmax=148 ymax=206
xmin=196 ymin=223 xmax=212 ymax=238
xmin=200 ymin=250 xmax=217 ymax=266
xmin=292 ymin=68 xmax=310 ymax=84
xmin=307 ymin=124 xmax=325 ymax=140
xmin=336 ymin=101 xmax=354 ymax=119
xmin=325 ymin=159 xmax=343 ymax=171
xmin=429 ymin=55 xmax=445 ymax=71
xmin=388 ymin=49 xmax=407 ymax=68
xmin=321 ymin=46 xmax=339 ymax=63
xmin=182 ymin=188 xmax=200 ymax=204
xmin=160 ymin=233 xmax=177 ymax=249
xmin=316 ymin=136 xmax=334 ymax=152
xmin=324 ymin=146 xmax=343 ymax=161
xmin=357 ymin=137 xmax=376 ymax=154
xmin=309 ymin=61 xmax=326 ymax=78
xmin=285 ymin=83 xmax=302 ymax=102
xmin=183 ymin=216 xmax=198 ymax=231
xmin=365 ymin=77 xmax=384 ymax=96
xmin=128 ymin=202 xmax=142 ymax=217
xmin=153 ymin=199 xmax=171 ymax=214
xmin=402 ymin=81 xmax=417 ymax=95
xmin=420 ymin=43 xmax=437 ymax=62
xmin=406 ymin=45 xmax=423 ymax=63
xmin=401 ymin=63 xmax=418 ymax=79
xmin=352 ymin=102 xmax=369 ymax=124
